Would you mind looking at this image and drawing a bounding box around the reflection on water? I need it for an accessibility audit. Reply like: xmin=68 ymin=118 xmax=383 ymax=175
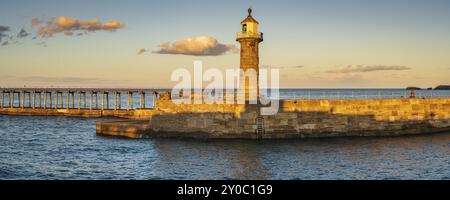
xmin=1 ymin=115 xmax=450 ymax=180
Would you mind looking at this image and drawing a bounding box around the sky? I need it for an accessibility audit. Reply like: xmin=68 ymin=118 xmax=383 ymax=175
xmin=0 ymin=0 xmax=449 ymax=88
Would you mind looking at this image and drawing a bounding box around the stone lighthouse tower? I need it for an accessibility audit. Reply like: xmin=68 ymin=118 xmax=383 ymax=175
xmin=236 ymin=8 xmax=263 ymax=102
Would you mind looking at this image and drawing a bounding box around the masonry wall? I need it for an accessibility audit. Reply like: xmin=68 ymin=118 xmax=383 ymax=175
xmin=138 ymin=98 xmax=450 ymax=139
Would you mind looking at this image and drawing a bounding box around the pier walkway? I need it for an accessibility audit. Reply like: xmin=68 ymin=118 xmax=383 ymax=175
xmin=0 ymin=88 xmax=170 ymax=119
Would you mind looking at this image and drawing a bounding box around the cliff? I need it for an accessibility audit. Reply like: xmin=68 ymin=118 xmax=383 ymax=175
xmin=434 ymin=85 xmax=450 ymax=90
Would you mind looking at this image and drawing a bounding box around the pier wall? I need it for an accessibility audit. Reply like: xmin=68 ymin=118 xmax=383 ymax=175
xmin=97 ymin=97 xmax=450 ymax=139
xmin=0 ymin=107 xmax=157 ymax=119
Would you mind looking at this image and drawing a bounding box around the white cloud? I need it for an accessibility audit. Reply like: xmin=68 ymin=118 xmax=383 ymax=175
xmin=154 ymin=36 xmax=238 ymax=56
xmin=327 ymin=65 xmax=411 ymax=73
xmin=34 ymin=16 xmax=126 ymax=37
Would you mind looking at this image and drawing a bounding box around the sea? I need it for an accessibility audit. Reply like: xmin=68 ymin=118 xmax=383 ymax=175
xmin=1 ymin=88 xmax=450 ymax=180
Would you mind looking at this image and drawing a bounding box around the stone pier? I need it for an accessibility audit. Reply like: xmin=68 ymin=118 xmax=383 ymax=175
xmin=95 ymin=93 xmax=450 ymax=139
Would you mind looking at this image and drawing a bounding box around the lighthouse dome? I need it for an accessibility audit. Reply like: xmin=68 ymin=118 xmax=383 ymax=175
xmin=241 ymin=8 xmax=259 ymax=24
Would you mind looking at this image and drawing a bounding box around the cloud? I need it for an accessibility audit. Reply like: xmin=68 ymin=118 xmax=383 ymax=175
xmin=17 ymin=28 xmax=29 ymax=38
xmin=327 ymin=65 xmax=411 ymax=73
xmin=20 ymin=76 xmax=117 ymax=83
xmin=0 ymin=26 xmax=10 ymax=42
xmin=34 ymin=16 xmax=126 ymax=37
xmin=137 ymin=48 xmax=148 ymax=55
xmin=31 ymin=18 xmax=40 ymax=26
xmin=0 ymin=26 xmax=31 ymax=47
xmin=263 ymin=65 xmax=305 ymax=69
xmin=154 ymin=36 xmax=238 ymax=56
xmin=103 ymin=20 xmax=126 ymax=30
xmin=289 ymin=65 xmax=305 ymax=69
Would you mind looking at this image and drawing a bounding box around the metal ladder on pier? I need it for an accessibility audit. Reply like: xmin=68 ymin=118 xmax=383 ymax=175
xmin=256 ymin=116 xmax=264 ymax=139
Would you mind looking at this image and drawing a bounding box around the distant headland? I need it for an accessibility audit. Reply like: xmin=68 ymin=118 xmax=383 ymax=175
xmin=434 ymin=85 xmax=450 ymax=90
xmin=406 ymin=85 xmax=450 ymax=90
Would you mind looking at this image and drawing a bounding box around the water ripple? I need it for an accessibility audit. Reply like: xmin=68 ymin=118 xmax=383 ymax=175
xmin=1 ymin=115 xmax=450 ymax=180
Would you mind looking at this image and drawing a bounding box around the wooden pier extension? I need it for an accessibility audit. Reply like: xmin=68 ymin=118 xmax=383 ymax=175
xmin=0 ymin=88 xmax=168 ymax=119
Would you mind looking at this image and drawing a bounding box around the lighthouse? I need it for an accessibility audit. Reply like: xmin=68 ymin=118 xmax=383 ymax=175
xmin=236 ymin=8 xmax=263 ymax=103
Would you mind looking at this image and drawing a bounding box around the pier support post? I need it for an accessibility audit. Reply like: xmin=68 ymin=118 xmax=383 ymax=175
xmin=66 ymin=92 xmax=69 ymax=109
xmin=27 ymin=92 xmax=31 ymax=108
xmin=139 ymin=92 xmax=146 ymax=109
xmin=118 ymin=92 xmax=121 ymax=109
xmin=77 ymin=91 xmax=81 ymax=110
xmin=1 ymin=91 xmax=3 ymax=108
xmin=55 ymin=92 xmax=58 ymax=109
xmin=131 ymin=92 xmax=134 ymax=109
xmin=32 ymin=91 xmax=35 ymax=109
xmin=127 ymin=91 xmax=131 ymax=111
xmin=95 ymin=92 xmax=98 ymax=110
xmin=10 ymin=92 xmax=13 ymax=108
xmin=50 ymin=92 xmax=53 ymax=108
xmin=106 ymin=92 xmax=109 ymax=110
xmin=71 ymin=92 xmax=75 ymax=109
xmin=38 ymin=92 xmax=41 ymax=108
xmin=20 ymin=91 xmax=24 ymax=109
xmin=143 ymin=92 xmax=146 ymax=109
xmin=60 ymin=92 xmax=63 ymax=108
xmin=44 ymin=92 xmax=47 ymax=109
xmin=101 ymin=92 xmax=104 ymax=111
xmin=83 ymin=92 xmax=86 ymax=109
xmin=126 ymin=92 xmax=129 ymax=110
xmin=90 ymin=92 xmax=93 ymax=110
xmin=113 ymin=92 xmax=117 ymax=110
xmin=139 ymin=92 xmax=143 ymax=109
xmin=152 ymin=92 xmax=157 ymax=108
